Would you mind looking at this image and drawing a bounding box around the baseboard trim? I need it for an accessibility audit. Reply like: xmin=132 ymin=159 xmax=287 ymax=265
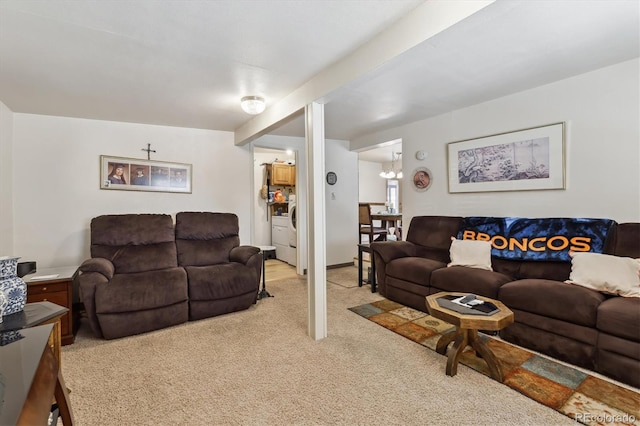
xmin=301 ymin=262 xmax=355 ymax=275
xmin=327 ymin=262 xmax=354 ymax=270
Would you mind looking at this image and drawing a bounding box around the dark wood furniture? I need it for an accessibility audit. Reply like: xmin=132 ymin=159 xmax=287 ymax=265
xmin=357 ymin=244 xmax=376 ymax=292
xmin=0 ymin=324 xmax=74 ymax=425
xmin=426 ymin=292 xmax=514 ymax=382
xmin=358 ymin=203 xmax=387 ymax=244
xmin=0 ymin=301 xmax=69 ymax=367
xmin=24 ymin=266 xmax=79 ymax=346
xmin=370 ymin=212 xmax=402 ymax=240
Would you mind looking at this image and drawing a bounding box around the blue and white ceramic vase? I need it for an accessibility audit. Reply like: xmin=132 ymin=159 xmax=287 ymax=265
xmin=0 ymin=290 xmax=7 ymax=323
xmin=0 ymin=256 xmax=27 ymax=316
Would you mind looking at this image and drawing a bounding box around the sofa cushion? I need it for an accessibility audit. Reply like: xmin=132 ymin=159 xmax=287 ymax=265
xmin=499 ymin=279 xmax=605 ymax=327
xmin=91 ymin=214 xmax=175 ymax=247
xmin=177 ymin=239 xmax=237 ymax=266
xmin=175 ymin=211 xmax=239 ymax=239
xmin=95 ymin=267 xmax=188 ymax=314
xmin=406 ymin=216 xmax=464 ymax=251
xmin=431 ymin=266 xmax=512 ymax=299
xmin=516 ymin=260 xmax=571 ymax=281
xmin=386 ymin=257 xmax=446 ymax=287
xmin=566 ymin=252 xmax=640 ymax=297
xmin=108 ymin=242 xmax=179 ymax=273
xmin=597 ymin=297 xmax=640 ymax=342
xmin=611 ymin=222 xmax=640 ymax=258
xmin=186 ymin=264 xmax=258 ymax=301
xmin=175 ymin=212 xmax=241 ymax=266
xmin=91 ymin=214 xmax=179 ymax=272
xmin=448 ymin=238 xmax=492 ymax=271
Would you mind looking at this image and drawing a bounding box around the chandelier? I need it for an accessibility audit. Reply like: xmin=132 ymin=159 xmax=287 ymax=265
xmin=379 ymin=152 xmax=402 ymax=179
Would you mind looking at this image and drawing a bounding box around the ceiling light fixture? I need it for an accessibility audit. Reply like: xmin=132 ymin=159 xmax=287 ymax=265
xmin=240 ymin=96 xmax=266 ymax=115
xmin=379 ymin=152 xmax=402 ymax=179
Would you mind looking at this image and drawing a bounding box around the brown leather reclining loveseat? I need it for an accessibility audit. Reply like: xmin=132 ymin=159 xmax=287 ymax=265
xmin=371 ymin=216 xmax=640 ymax=388
xmin=77 ymin=212 xmax=261 ymax=339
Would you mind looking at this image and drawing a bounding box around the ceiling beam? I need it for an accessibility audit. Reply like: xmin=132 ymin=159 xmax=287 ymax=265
xmin=233 ymin=0 xmax=495 ymax=145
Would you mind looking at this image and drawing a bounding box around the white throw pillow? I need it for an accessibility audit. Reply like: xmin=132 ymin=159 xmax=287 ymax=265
xmin=448 ymin=237 xmax=493 ymax=271
xmin=566 ymin=252 xmax=640 ymax=298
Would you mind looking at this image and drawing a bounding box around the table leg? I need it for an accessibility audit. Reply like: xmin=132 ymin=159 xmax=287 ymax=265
xmin=54 ymin=365 xmax=75 ymax=425
xmin=436 ymin=329 xmax=457 ymax=355
xmin=437 ymin=328 xmax=504 ymax=381
xmin=41 ymin=316 xmax=63 ymax=369
xmin=358 ymin=246 xmax=364 ymax=288
xmin=257 ymin=250 xmax=273 ymax=299
xmin=262 ymin=251 xmax=266 ymax=289
xmin=469 ymin=329 xmax=504 ymax=382
xmin=445 ymin=328 xmax=469 ymax=377
xmin=370 ymin=252 xmax=376 ymax=293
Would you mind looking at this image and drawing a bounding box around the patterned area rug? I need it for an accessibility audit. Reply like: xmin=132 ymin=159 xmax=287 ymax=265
xmin=349 ymin=299 xmax=639 ymax=426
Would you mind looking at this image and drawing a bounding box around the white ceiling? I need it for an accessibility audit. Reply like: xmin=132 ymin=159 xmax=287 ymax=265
xmin=0 ymin=1 xmax=638 ymax=148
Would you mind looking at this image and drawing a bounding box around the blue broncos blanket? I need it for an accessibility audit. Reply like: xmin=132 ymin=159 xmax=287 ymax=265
xmin=457 ymin=217 xmax=615 ymax=262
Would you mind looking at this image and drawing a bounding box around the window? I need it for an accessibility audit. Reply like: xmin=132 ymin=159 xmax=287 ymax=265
xmin=387 ymin=179 xmax=399 ymax=212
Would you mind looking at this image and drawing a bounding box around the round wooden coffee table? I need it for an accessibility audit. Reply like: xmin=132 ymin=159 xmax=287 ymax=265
xmin=426 ymin=292 xmax=514 ymax=382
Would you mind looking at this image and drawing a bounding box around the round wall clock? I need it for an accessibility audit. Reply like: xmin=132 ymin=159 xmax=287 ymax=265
xmin=326 ymin=171 xmax=337 ymax=185
xmin=415 ymin=150 xmax=427 ymax=161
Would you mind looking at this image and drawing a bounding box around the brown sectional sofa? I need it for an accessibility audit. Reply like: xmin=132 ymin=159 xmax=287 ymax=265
xmin=371 ymin=216 xmax=640 ymax=388
xmin=78 ymin=212 xmax=261 ymax=339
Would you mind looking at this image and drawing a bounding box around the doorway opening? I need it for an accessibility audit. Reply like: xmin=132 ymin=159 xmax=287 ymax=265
xmin=253 ymin=146 xmax=299 ymax=271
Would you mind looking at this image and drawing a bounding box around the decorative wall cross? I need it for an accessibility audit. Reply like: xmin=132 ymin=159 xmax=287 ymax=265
xmin=141 ymin=143 xmax=156 ymax=160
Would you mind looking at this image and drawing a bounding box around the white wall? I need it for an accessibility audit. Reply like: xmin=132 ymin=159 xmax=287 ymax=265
xmin=353 ymin=59 xmax=640 ymax=225
xmin=325 ymin=139 xmax=358 ymax=265
xmin=11 ymin=114 xmax=252 ymax=268
xmin=0 ymin=101 xmax=13 ymax=255
xmin=358 ymin=160 xmax=386 ymax=203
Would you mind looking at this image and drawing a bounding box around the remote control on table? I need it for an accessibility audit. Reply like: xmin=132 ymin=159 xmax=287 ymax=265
xmin=459 ymin=294 xmax=477 ymax=304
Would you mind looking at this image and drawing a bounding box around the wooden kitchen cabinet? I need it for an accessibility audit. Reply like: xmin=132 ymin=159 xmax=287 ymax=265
xmin=24 ymin=266 xmax=78 ymax=345
xmin=270 ymin=163 xmax=295 ymax=186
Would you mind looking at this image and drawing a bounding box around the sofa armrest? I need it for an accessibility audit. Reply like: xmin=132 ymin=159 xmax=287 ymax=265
xmin=370 ymin=241 xmax=418 ymax=263
xmin=77 ymin=259 xmax=113 ymax=339
xmin=78 ymin=257 xmax=115 ymax=280
xmin=230 ymin=245 xmax=261 ymax=265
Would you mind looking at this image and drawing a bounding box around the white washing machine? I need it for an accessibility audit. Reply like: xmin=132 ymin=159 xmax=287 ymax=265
xmin=288 ymin=195 xmax=297 ymax=248
xmin=288 ymin=195 xmax=297 ymax=267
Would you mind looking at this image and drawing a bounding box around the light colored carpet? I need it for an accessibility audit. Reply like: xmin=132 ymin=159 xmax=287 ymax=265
xmin=61 ymin=279 xmax=574 ymax=425
xmin=326 ymin=265 xmax=360 ymax=288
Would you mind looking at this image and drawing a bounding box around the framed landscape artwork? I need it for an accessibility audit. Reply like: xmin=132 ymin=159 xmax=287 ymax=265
xmin=447 ymin=122 xmax=565 ymax=193
xmin=100 ymin=155 xmax=192 ymax=193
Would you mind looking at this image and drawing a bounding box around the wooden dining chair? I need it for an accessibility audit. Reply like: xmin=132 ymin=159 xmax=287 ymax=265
xmin=359 ymin=203 xmax=387 ymax=244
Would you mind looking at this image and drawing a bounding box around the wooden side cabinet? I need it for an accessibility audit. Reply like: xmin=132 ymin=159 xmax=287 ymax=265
xmin=270 ymin=163 xmax=295 ymax=186
xmin=24 ymin=266 xmax=78 ymax=346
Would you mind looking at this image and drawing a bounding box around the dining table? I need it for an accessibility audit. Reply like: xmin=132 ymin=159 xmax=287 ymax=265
xmin=371 ymin=212 xmax=403 ymax=240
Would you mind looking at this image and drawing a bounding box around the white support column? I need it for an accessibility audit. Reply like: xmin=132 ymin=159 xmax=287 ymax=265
xmin=305 ymin=102 xmax=327 ymax=340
